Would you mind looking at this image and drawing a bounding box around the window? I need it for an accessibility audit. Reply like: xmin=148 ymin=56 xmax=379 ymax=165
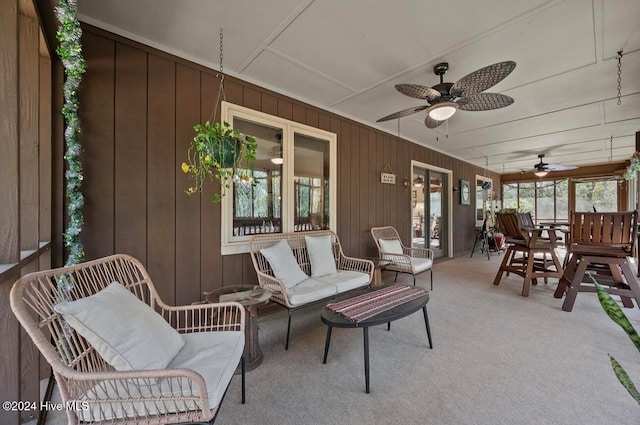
xmin=501 ymin=179 xmax=569 ymax=224
xmin=221 ymin=102 xmax=337 ymax=254
xmin=475 ymin=175 xmax=493 ymax=227
xmin=575 ymin=179 xmax=618 ymax=212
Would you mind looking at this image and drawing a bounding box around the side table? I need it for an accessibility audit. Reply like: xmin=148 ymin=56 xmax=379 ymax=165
xmin=204 ymin=285 xmax=271 ymax=372
xmin=364 ymin=257 xmax=391 ymax=287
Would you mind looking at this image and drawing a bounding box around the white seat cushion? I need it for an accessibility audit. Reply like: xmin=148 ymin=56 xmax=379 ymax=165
xmin=54 ymin=281 xmax=185 ymax=372
xmin=168 ymin=331 xmax=244 ymax=409
xmin=315 ymin=270 xmax=370 ymax=292
xmin=411 ymin=257 xmax=433 ymax=273
xmin=285 ymin=278 xmax=337 ymax=306
xmin=75 ymin=331 xmax=244 ymax=422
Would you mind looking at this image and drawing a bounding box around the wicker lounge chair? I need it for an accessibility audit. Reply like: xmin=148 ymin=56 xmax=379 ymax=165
xmin=10 ymin=254 xmax=245 ymax=425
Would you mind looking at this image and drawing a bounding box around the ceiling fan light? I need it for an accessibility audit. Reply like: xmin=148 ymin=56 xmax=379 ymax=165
xmin=427 ymin=102 xmax=458 ymax=121
xmin=270 ymin=157 xmax=284 ymax=165
xmin=534 ymin=170 xmax=549 ymax=177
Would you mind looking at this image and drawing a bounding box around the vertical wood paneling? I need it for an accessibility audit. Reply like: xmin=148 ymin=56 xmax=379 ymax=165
xmin=147 ymin=54 xmax=176 ymax=304
xmin=39 ymin=56 xmax=51 ymax=244
xmin=175 ymin=63 xmax=201 ymax=305
xmin=348 ymin=124 xmax=360 ymax=255
xmin=52 ymin=60 xmax=64 ymax=265
xmin=318 ymin=113 xmax=330 ymax=132
xmin=306 ymin=109 xmax=319 ymax=128
xmin=200 ymin=72 xmax=222 ymax=295
xmin=358 ymin=128 xmax=370 ymax=256
xmin=0 ymin=0 xmax=19 ymax=264
xmin=242 ymin=85 xmax=261 ymax=111
xmin=261 ymin=93 xmax=277 ymax=116
xmin=19 ymin=259 xmax=38 ymax=424
xmin=338 ymin=120 xmax=351 ymax=247
xmin=80 ymin=31 xmax=115 ymax=260
xmin=19 ymin=15 xmax=39 ymax=251
xmin=292 ymin=103 xmax=305 ymax=124
xmin=0 ymin=271 xmax=20 ymax=425
xmin=114 ymin=44 xmax=147 ymax=260
xmin=277 ymin=98 xmax=292 ymax=120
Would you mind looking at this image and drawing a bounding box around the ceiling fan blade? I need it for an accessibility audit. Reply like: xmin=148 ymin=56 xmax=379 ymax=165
xmin=458 ymin=93 xmax=514 ymax=111
xmin=395 ymin=84 xmax=441 ymax=102
xmin=454 ymin=97 xmax=469 ymax=106
xmin=450 ymin=61 xmax=516 ymax=97
xmin=425 ymin=114 xmax=445 ymax=129
xmin=376 ymin=105 xmax=428 ymax=122
xmin=545 ymin=163 xmax=578 ymax=171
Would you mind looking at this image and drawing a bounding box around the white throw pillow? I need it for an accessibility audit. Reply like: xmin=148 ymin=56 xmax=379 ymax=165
xmin=305 ymin=235 xmax=338 ymax=277
xmin=54 ymin=281 xmax=185 ymax=371
xmin=379 ymin=238 xmax=404 ymax=254
xmin=260 ymin=239 xmax=309 ymax=289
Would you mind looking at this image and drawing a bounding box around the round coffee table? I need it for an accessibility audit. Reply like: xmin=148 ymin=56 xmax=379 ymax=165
xmin=204 ymin=285 xmax=271 ymax=372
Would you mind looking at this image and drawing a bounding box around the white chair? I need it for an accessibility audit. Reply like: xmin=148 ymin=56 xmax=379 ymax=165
xmin=371 ymin=226 xmax=434 ymax=289
xmin=10 ymin=254 xmax=245 ymax=425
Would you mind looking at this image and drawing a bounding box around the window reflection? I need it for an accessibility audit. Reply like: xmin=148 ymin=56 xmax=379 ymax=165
xmin=230 ymin=118 xmax=283 ymax=236
xmin=294 ymin=133 xmax=330 ymax=231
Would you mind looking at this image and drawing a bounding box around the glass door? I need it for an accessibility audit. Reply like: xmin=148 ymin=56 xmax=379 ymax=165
xmin=412 ymin=168 xmax=447 ymax=258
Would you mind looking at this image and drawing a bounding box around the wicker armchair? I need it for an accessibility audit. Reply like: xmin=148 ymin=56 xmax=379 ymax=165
xmin=371 ymin=226 xmax=434 ymax=289
xmin=10 ymin=254 xmax=245 ymax=425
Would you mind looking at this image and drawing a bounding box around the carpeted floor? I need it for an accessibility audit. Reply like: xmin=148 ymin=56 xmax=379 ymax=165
xmin=216 ymin=254 xmax=640 ymax=425
xmin=44 ymin=253 xmax=640 ymax=424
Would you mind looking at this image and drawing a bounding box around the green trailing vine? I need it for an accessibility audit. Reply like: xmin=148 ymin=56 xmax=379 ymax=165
xmin=56 ymin=0 xmax=86 ymax=266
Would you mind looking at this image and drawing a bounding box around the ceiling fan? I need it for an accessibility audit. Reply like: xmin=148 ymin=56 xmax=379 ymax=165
xmin=377 ymin=61 xmax=516 ymax=129
xmin=532 ymin=154 xmax=578 ymax=177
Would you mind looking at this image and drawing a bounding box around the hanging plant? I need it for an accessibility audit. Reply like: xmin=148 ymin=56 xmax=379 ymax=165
xmin=56 ymin=0 xmax=86 ymax=266
xmin=181 ymin=120 xmax=257 ymax=203
xmin=623 ymin=152 xmax=640 ymax=180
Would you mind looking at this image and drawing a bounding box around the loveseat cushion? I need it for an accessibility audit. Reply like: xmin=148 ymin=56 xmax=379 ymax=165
xmin=285 ymin=279 xmax=337 ymax=306
xmin=305 ymin=235 xmax=337 ymax=277
xmin=75 ymin=331 xmax=244 ymax=422
xmin=260 ymin=239 xmax=309 ymax=289
xmin=54 ymin=281 xmax=185 ymax=372
xmin=315 ymin=270 xmax=370 ymax=292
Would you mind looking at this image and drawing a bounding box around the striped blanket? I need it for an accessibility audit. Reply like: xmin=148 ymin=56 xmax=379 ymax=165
xmin=327 ymin=284 xmax=426 ymax=323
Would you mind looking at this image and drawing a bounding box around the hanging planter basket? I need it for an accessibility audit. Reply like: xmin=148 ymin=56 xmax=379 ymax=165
xmin=213 ymin=136 xmax=242 ymax=168
xmin=181 ymin=120 xmax=257 ymax=203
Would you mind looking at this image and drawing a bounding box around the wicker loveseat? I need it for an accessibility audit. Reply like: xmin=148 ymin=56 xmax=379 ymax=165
xmin=10 ymin=254 xmax=245 ymax=425
xmin=249 ymin=230 xmax=373 ymax=349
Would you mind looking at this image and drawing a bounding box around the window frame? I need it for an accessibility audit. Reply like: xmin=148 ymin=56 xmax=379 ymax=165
xmin=220 ymin=102 xmax=337 ymax=255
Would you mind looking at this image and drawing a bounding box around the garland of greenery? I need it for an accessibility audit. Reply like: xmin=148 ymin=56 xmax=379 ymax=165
xmin=56 ymin=0 xmax=86 ymax=266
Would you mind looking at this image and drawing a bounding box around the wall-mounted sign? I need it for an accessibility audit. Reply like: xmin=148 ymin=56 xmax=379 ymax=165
xmin=380 ymin=164 xmax=396 ymax=184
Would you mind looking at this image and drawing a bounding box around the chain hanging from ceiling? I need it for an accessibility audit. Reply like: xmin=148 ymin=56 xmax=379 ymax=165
xmin=616 ymin=50 xmax=623 ymax=106
xmin=209 ymin=28 xmax=226 ymax=123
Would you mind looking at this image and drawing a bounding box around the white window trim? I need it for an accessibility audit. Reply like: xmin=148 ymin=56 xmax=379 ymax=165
xmin=220 ymin=102 xmax=337 ymax=255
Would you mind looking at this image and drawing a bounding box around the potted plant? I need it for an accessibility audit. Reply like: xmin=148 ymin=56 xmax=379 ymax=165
xmin=181 ymin=120 xmax=258 ymax=202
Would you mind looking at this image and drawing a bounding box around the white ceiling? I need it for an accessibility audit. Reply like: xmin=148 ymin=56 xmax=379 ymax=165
xmin=78 ymin=0 xmax=640 ymax=174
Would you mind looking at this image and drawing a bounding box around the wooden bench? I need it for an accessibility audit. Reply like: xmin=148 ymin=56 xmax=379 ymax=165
xmin=249 ymin=230 xmax=374 ymax=349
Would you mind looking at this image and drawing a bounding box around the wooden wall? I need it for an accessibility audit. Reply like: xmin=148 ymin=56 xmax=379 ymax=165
xmin=71 ymin=24 xmax=500 ymax=304
xmin=0 ymin=0 xmax=53 ymax=424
